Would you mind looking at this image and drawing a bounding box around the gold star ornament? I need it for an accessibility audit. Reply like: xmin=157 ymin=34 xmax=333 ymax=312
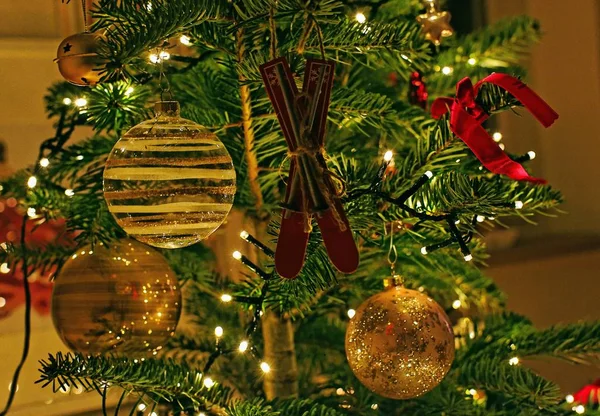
xmin=416 ymin=1 xmax=454 ymax=46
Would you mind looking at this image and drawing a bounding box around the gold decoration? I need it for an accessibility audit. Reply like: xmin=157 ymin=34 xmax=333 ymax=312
xmin=345 ymin=276 xmax=455 ymax=399
xmin=55 ymin=32 xmax=103 ymax=86
xmin=416 ymin=0 xmax=454 ymax=46
xmin=51 ymin=239 xmax=181 ymax=355
xmin=103 ymin=101 xmax=236 ymax=249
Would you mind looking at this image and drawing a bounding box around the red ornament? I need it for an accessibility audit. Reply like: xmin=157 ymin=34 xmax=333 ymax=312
xmin=409 ymin=71 xmax=428 ymax=109
xmin=431 ymin=73 xmax=558 ymax=184
xmin=572 ymin=379 xmax=600 ymax=408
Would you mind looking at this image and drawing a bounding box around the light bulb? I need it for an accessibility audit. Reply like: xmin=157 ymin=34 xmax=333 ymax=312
xmin=476 ymin=215 xmax=485 ymax=222
xmin=347 ymin=309 xmax=356 ymax=319
xmin=424 ymin=170 xmax=433 ymax=179
xmin=508 ymin=356 xmax=519 ymax=366
xmin=467 ymin=58 xmax=477 ymax=65
xmin=220 ymin=294 xmax=233 ymax=303
xmin=74 ymin=98 xmax=87 ymax=107
xmin=149 ymin=53 xmax=159 ymax=63
xmin=499 ymin=143 xmax=505 ymax=150
xmin=203 ymin=377 xmax=215 ymax=388
xmin=441 ymin=66 xmax=453 ymax=75
xmin=355 ymin=12 xmax=366 ymax=23
xmin=0 ymin=297 xmax=5 ymax=308
xmin=464 ymin=254 xmax=473 ymax=262
xmin=62 ymin=97 xmax=72 ymax=105
xmin=383 ymin=150 xmax=393 ymax=162
xmin=214 ymin=326 xmax=223 ymax=338
xmin=65 ymin=189 xmax=75 ymax=197
xmin=159 ymin=51 xmax=170 ymax=61
xmin=566 ymin=395 xmax=575 ymax=403
xmin=180 ymin=35 xmax=191 ymax=45
xmin=125 ymin=86 xmax=134 ymax=96
xmin=27 ymin=207 xmax=37 ymax=218
xmin=27 ymin=176 xmax=37 ymax=188
xmin=420 ymin=247 xmax=428 ymax=255
xmin=575 ymin=405 xmax=585 ymax=414
xmin=527 ymin=151 xmax=536 ymax=160
xmin=452 ymin=300 xmax=462 ymax=309
xmin=238 ymin=340 xmax=249 ymax=352
xmin=514 ymin=201 xmax=524 ymax=210
xmin=492 ymin=132 xmax=503 ymax=142
xmin=260 ymin=362 xmax=271 ymax=373
xmin=39 ymin=158 xmax=49 ymax=168
xmin=239 ymin=230 xmax=249 ymax=239
xmin=232 ymin=251 xmax=242 ymax=260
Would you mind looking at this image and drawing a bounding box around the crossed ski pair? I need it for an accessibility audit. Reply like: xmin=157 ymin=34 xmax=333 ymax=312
xmin=260 ymin=58 xmax=359 ymax=279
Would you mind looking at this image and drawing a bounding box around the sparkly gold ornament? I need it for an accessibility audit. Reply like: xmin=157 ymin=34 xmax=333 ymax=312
xmin=345 ymin=276 xmax=455 ymax=399
xmin=55 ymin=32 xmax=104 ymax=86
xmin=416 ymin=0 xmax=454 ymax=46
xmin=103 ymin=101 xmax=236 ymax=249
xmin=51 ymin=239 xmax=181 ymax=355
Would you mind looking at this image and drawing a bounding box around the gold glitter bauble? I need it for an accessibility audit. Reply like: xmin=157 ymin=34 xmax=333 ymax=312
xmin=345 ymin=277 xmax=455 ymax=399
xmin=103 ymin=101 xmax=236 ymax=249
xmin=51 ymin=239 xmax=181 ymax=355
xmin=416 ymin=1 xmax=454 ymax=46
xmin=55 ymin=32 xmax=103 ymax=86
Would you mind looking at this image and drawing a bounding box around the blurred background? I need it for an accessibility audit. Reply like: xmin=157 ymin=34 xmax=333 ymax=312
xmin=0 ymin=0 xmax=598 ymax=414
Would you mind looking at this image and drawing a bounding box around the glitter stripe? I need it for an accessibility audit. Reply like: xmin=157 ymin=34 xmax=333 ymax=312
xmin=108 ymin=202 xmax=232 ymax=213
xmin=104 ymin=167 xmax=236 ymax=180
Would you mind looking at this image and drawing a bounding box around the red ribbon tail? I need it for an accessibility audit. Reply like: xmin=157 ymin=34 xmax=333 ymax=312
xmin=431 ymin=97 xmax=454 ymax=119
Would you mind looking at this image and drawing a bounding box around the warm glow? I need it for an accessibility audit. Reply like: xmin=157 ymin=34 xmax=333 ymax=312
xmin=383 ymin=150 xmax=393 ymax=162
xmin=464 ymin=254 xmax=473 ymax=262
xmin=39 ymin=158 xmax=49 ymax=168
xmin=0 ymin=297 xmax=6 ymax=308
xmin=214 ymin=326 xmax=223 ymax=338
xmin=420 ymin=247 xmax=428 ymax=255
xmin=239 ymin=230 xmax=249 ymax=239
xmin=347 ymin=309 xmax=356 ymax=319
xmin=452 ymin=300 xmax=462 ymax=309
xmin=492 ymin=132 xmax=503 ymax=142
xmin=125 ymin=86 xmax=135 ymax=96
xmin=179 ymin=35 xmax=192 ymax=46
xmin=221 ymin=294 xmax=233 ymax=303
xmin=62 ymin=97 xmax=72 ymax=105
xmin=149 ymin=53 xmax=159 ymax=63
xmin=476 ymin=215 xmax=485 ymax=223
xmin=467 ymin=58 xmax=477 ymax=65
xmin=527 ymin=151 xmax=536 ymax=160
xmin=260 ymin=362 xmax=271 ymax=373
xmin=65 ymin=189 xmax=75 ymax=197
xmin=74 ymin=98 xmax=87 ymax=107
xmin=27 ymin=176 xmax=37 ymax=188
xmin=514 ymin=201 xmax=524 ymax=210
xmin=575 ymin=405 xmax=585 ymax=414
xmin=355 ymin=12 xmax=366 ymax=23
xmin=566 ymin=395 xmax=575 ymax=404
xmin=508 ymin=356 xmax=519 ymax=366
xmin=203 ymin=377 xmax=215 ymax=388
xmin=27 ymin=207 xmax=37 ymax=218
xmin=159 ymin=50 xmax=170 ymax=61
xmin=232 ymin=251 xmax=242 ymax=260
xmin=441 ymin=66 xmax=453 ymax=75
xmin=238 ymin=340 xmax=249 ymax=353
xmin=424 ymin=170 xmax=433 ymax=179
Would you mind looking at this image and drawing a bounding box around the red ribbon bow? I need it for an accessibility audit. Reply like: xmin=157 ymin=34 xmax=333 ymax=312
xmin=431 ymin=73 xmax=559 ymax=184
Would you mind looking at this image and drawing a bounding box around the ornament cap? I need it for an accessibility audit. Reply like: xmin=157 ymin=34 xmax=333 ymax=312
xmin=383 ymin=275 xmax=404 ymax=289
xmin=154 ymin=101 xmax=180 ymax=117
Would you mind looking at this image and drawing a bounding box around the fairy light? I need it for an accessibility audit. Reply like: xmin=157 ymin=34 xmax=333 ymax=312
xmin=566 ymin=395 xmax=575 ymax=404
xmin=514 ymin=201 xmax=524 ymax=210
xmin=452 ymin=300 xmax=462 ymax=309
xmin=74 ymin=98 xmax=87 ymax=107
xmin=508 ymin=356 xmax=519 ymax=366
xmin=476 ymin=215 xmax=485 ymax=222
xmin=137 ymin=403 xmax=147 ymax=411
xmin=238 ymin=340 xmax=249 ymax=353
xmin=150 ymin=412 xmax=159 ymax=416
xmin=355 ymin=12 xmax=366 ymax=23
xmin=371 ymin=404 xmax=379 ymax=410
xmin=260 ymin=362 xmax=271 ymax=373
xmin=203 ymin=377 xmax=215 ymax=388
xmin=441 ymin=66 xmax=453 ymax=75
xmin=527 ymin=151 xmax=536 ymax=160
xmin=499 ymin=143 xmax=505 ymax=150
xmin=214 ymin=326 xmax=224 ymax=338
xmin=59 ymin=383 xmax=70 ymax=394
xmin=384 ymin=150 xmax=393 ymax=162
xmin=574 ymin=405 xmax=585 ymax=414
xmin=0 ymin=297 xmax=5 ymax=308
xmin=239 ymin=230 xmax=249 ymax=240
xmin=62 ymin=97 xmax=72 ymax=105
xmin=76 ymin=155 xmax=84 ymax=161
xmin=420 ymin=247 xmax=428 ymax=255
xmin=124 ymin=86 xmax=134 ymax=96
xmin=455 ymin=219 xmax=460 ymax=225
xmin=1 ymin=263 xmax=10 ymax=274
xmin=492 ymin=132 xmax=503 ymax=142
xmin=179 ymin=35 xmax=192 ymax=45
xmin=27 ymin=176 xmax=37 ymax=188
xmin=39 ymin=158 xmax=50 ymax=168
xmin=232 ymin=251 xmax=242 ymax=260
xmin=65 ymin=189 xmax=75 ymax=197
xmin=424 ymin=171 xmax=433 ymax=179
xmin=220 ymin=294 xmax=233 ymax=303
xmin=347 ymin=309 xmax=356 ymax=319
xmin=159 ymin=50 xmax=170 ymax=61
xmin=27 ymin=207 xmax=37 ymax=218
xmin=464 ymin=254 xmax=473 ymax=262
xmin=467 ymin=58 xmax=477 ymax=65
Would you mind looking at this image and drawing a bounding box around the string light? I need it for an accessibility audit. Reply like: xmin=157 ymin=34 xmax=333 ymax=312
xmin=492 ymin=132 xmax=503 ymax=142
xmin=383 ymin=150 xmax=393 ymax=162
xmin=566 ymin=395 xmax=575 ymax=404
xmin=62 ymin=97 xmax=72 ymax=105
xmin=159 ymin=50 xmax=170 ymax=61
xmin=420 ymin=247 xmax=428 ymax=255
xmin=355 ymin=12 xmax=366 ymax=23
xmin=260 ymin=362 xmax=271 ymax=373
xmin=514 ymin=201 xmax=524 ymax=210
xmin=150 ymin=412 xmax=159 ymax=416
xmin=232 ymin=251 xmax=242 ymax=260
xmin=39 ymin=158 xmax=49 ymax=168
xmin=498 ymin=143 xmax=505 ymax=150
xmin=467 ymin=58 xmax=477 ymax=65
xmin=74 ymin=98 xmax=87 ymax=107
xmin=574 ymin=405 xmax=585 ymax=414
xmin=65 ymin=189 xmax=75 ymax=197
xmin=1 ymin=263 xmax=10 ymax=274
xmin=508 ymin=356 xmax=519 ymax=366
xmin=239 ymin=230 xmax=249 ymax=239
xmin=203 ymin=377 xmax=215 ymax=388
xmin=476 ymin=215 xmax=485 ymax=222
xmin=179 ymin=35 xmax=192 ymax=45
xmin=441 ymin=66 xmax=453 ymax=75
xmin=336 ymin=387 xmax=346 ymax=395
xmin=27 ymin=207 xmax=37 ymax=218
xmin=125 ymin=86 xmax=134 ymax=96
xmin=220 ymin=294 xmax=233 ymax=303
xmin=452 ymin=300 xmax=462 ymax=309
xmin=425 ymin=171 xmax=433 ymax=179
xmin=0 ymin=297 xmax=5 ymax=308
xmin=347 ymin=309 xmax=356 ymax=319
xmin=76 ymin=155 xmax=84 ymax=161
xmin=527 ymin=151 xmax=536 ymax=160
xmin=27 ymin=176 xmax=37 ymax=188
xmin=464 ymin=254 xmax=473 ymax=262
xmin=238 ymin=340 xmax=249 ymax=353
xmin=214 ymin=326 xmax=223 ymax=338
xmin=371 ymin=404 xmax=379 ymax=410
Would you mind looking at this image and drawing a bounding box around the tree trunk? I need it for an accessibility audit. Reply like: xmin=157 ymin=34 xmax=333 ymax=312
xmin=262 ymin=310 xmax=299 ymax=399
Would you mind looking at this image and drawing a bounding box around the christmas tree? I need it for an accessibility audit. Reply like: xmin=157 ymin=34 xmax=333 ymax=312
xmin=1 ymin=0 xmax=599 ymax=415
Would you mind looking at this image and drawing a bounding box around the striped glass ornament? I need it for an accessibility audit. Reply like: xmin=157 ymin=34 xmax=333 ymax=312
xmin=103 ymin=101 xmax=236 ymax=249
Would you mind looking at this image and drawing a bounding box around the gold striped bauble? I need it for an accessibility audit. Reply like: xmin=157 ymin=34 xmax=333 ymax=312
xmin=103 ymin=101 xmax=236 ymax=249
xmin=51 ymin=239 xmax=181 ymax=355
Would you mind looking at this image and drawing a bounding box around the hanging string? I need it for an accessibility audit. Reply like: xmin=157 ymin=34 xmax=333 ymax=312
xmin=268 ymin=7 xmax=278 ymax=60
xmin=157 ymin=50 xmax=174 ymax=102
xmin=81 ymin=0 xmax=88 ymax=32
xmin=386 ymin=221 xmax=398 ymax=274
xmin=314 ymin=18 xmax=327 ymax=60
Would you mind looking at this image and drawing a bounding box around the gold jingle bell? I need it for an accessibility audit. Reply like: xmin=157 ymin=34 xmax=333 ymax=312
xmin=55 ymin=32 xmax=103 ymax=86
